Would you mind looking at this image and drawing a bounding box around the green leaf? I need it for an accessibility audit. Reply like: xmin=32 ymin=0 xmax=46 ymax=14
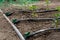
xmin=45 ymin=0 xmax=50 ymax=4
xmin=55 ymin=14 xmax=60 ymax=17
xmin=56 ymin=6 xmax=60 ymax=11
xmin=28 ymin=5 xmax=38 ymax=10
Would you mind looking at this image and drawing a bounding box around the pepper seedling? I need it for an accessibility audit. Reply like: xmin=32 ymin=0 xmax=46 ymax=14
xmin=45 ymin=0 xmax=51 ymax=10
xmin=54 ymin=6 xmax=60 ymax=28
xmin=28 ymin=5 xmax=38 ymax=17
xmin=54 ymin=14 xmax=60 ymax=28
xmin=56 ymin=6 xmax=60 ymax=11
xmin=28 ymin=5 xmax=38 ymax=10
xmin=5 ymin=12 xmax=12 ymax=16
xmin=12 ymin=19 xmax=20 ymax=24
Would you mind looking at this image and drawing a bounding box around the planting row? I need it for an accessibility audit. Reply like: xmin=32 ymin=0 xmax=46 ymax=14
xmin=2 ymin=8 xmax=60 ymax=40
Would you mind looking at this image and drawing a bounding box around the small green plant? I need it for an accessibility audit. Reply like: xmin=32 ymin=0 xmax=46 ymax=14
xmin=45 ymin=0 xmax=51 ymax=10
xmin=28 ymin=5 xmax=38 ymax=10
xmin=53 ymin=6 xmax=60 ymax=28
xmin=56 ymin=6 xmax=60 ymax=11
xmin=28 ymin=5 xmax=38 ymax=17
xmin=54 ymin=14 xmax=60 ymax=28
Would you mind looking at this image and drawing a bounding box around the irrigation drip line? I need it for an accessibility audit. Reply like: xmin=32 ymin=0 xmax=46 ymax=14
xmin=0 ymin=9 xmax=60 ymax=40
xmin=25 ymin=28 xmax=60 ymax=39
xmin=0 ymin=9 xmax=25 ymax=40
xmin=3 ymin=14 xmax=25 ymax=40
xmin=15 ymin=17 xmax=60 ymax=21
xmin=12 ymin=17 xmax=60 ymax=24
xmin=19 ymin=9 xmax=58 ymax=13
xmin=12 ymin=18 xmax=53 ymax=24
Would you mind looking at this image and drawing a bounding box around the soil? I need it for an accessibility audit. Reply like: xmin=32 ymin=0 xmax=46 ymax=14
xmin=0 ymin=13 xmax=20 ymax=40
xmin=0 ymin=0 xmax=60 ymax=40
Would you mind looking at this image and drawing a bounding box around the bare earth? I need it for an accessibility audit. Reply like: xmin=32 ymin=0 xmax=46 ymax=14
xmin=0 ymin=0 xmax=60 ymax=40
xmin=0 ymin=13 xmax=20 ymax=40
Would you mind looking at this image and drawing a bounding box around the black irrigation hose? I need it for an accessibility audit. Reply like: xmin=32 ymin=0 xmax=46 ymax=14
xmin=19 ymin=9 xmax=58 ymax=13
xmin=18 ymin=17 xmax=60 ymax=21
xmin=13 ymin=17 xmax=60 ymax=24
xmin=25 ymin=28 xmax=60 ymax=39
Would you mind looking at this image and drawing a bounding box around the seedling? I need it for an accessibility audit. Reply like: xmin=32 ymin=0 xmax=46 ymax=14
xmin=54 ymin=6 xmax=60 ymax=28
xmin=28 ymin=5 xmax=38 ymax=10
xmin=54 ymin=14 xmax=60 ymax=28
xmin=5 ymin=12 xmax=12 ymax=16
xmin=56 ymin=6 xmax=60 ymax=11
xmin=28 ymin=5 xmax=38 ymax=17
xmin=12 ymin=19 xmax=20 ymax=24
xmin=45 ymin=0 xmax=51 ymax=10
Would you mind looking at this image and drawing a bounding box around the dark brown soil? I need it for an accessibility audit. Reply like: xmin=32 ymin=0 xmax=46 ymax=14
xmin=0 ymin=0 xmax=60 ymax=40
xmin=0 ymin=13 xmax=20 ymax=40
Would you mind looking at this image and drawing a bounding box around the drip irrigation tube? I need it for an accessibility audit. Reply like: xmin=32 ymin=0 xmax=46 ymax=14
xmin=25 ymin=28 xmax=60 ymax=39
xmin=12 ymin=18 xmax=60 ymax=24
xmin=0 ymin=9 xmax=25 ymax=40
xmin=3 ymin=14 xmax=25 ymax=40
xmin=0 ymin=9 xmax=60 ymax=40
xmin=15 ymin=17 xmax=60 ymax=21
xmin=19 ymin=9 xmax=58 ymax=13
